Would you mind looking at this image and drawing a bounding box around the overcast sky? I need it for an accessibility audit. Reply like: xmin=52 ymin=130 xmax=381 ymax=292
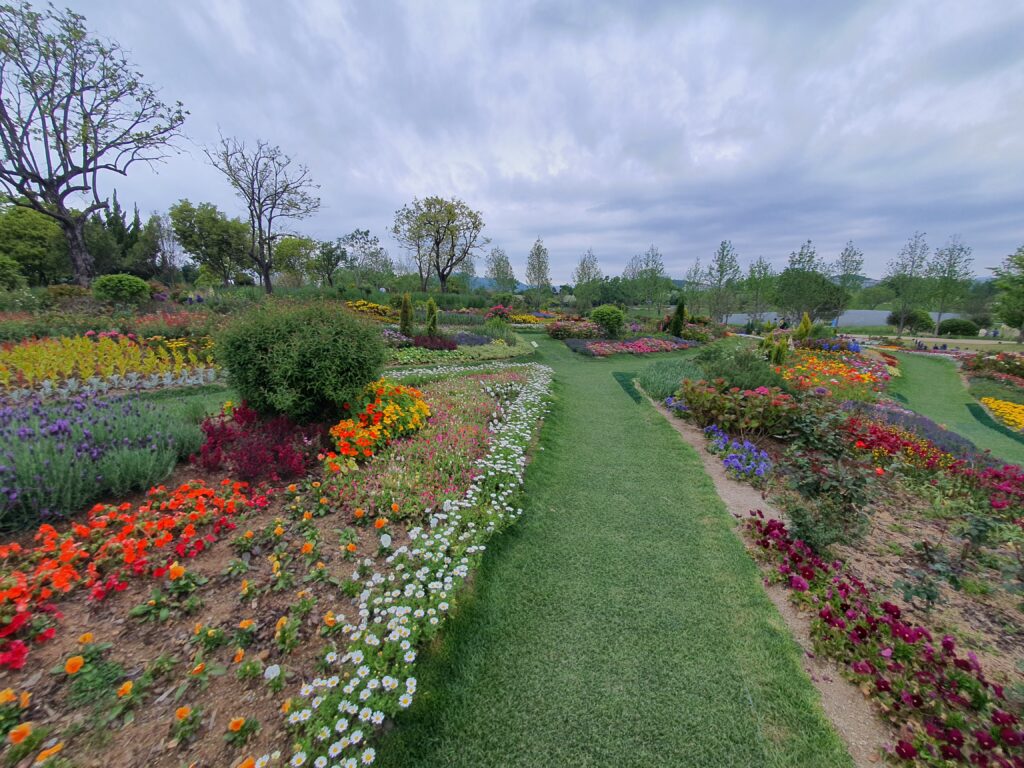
xmin=72 ymin=0 xmax=1024 ymax=282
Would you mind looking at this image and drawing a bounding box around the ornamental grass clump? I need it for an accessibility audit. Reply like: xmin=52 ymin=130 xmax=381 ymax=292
xmin=217 ymin=303 xmax=386 ymax=422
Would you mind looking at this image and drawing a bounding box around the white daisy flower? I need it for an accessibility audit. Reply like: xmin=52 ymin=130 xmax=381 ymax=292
xmin=361 ymin=749 xmax=376 ymax=765
xmin=315 ymin=758 xmax=328 ymax=768
xmin=359 ymin=707 xmax=373 ymax=721
xmin=370 ymin=711 xmax=385 ymax=725
xmin=350 ymin=729 xmax=363 ymax=744
xmin=403 ymin=651 xmax=416 ymax=663
xmin=334 ymin=718 xmax=349 ymax=733
xmin=398 ymin=693 xmax=413 ymax=708
xmin=357 ymin=665 xmax=370 ymax=678
xmin=290 ymin=753 xmax=307 ymax=767
xmin=329 ymin=742 xmax=344 ymax=758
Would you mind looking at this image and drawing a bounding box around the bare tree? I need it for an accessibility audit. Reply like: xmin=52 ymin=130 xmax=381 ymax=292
xmin=206 ymin=135 xmax=320 ymax=293
xmin=0 ymin=2 xmax=186 ymax=284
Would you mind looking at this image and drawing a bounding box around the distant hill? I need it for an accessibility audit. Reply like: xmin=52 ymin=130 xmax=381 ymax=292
xmin=470 ymin=276 xmax=530 ymax=292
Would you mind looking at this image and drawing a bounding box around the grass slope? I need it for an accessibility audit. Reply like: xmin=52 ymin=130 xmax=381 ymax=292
xmin=376 ymin=338 xmax=851 ymax=768
xmin=890 ymin=352 xmax=1024 ymax=465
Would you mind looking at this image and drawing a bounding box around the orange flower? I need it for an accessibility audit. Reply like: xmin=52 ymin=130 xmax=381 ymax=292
xmin=280 ymin=698 xmax=291 ymax=713
xmin=318 ymin=496 xmax=328 ymax=505
xmin=34 ymin=742 xmax=63 ymax=763
xmin=287 ymin=484 xmax=297 ymax=493
xmin=345 ymin=542 xmax=357 ymax=553
xmin=228 ymin=717 xmax=245 ymax=732
xmin=190 ymin=662 xmax=205 ymax=676
xmin=64 ymin=655 xmax=84 ymax=675
xmin=238 ymin=618 xmax=254 ymax=630
xmin=8 ymin=722 xmax=31 ymax=744
xmin=175 ymin=705 xmax=192 ymax=721
xmin=0 ymin=688 xmax=14 ymax=705
xmin=233 ymin=648 xmax=245 ymax=663
xmin=300 ymin=542 xmax=314 ymax=555
xmin=323 ymin=611 xmax=336 ymax=627
xmin=302 ymin=511 xmax=313 ymax=521
xmin=239 ymin=759 xmax=256 ymax=768
xmin=273 ymin=525 xmax=284 ymax=536
xmin=19 ymin=691 xmax=29 ymax=709
xmin=374 ymin=517 xmax=388 ymax=529
xmin=116 ymin=680 xmax=133 ymax=698
xmin=391 ymin=502 xmax=399 ymax=513
xmin=78 ymin=632 xmax=94 ymax=644
xmin=275 ymin=616 xmax=287 ymax=634
xmin=311 ymin=481 xmax=321 ymax=489
xmin=168 ymin=562 xmax=185 ymax=580
xmin=353 ymin=507 xmax=365 ymax=519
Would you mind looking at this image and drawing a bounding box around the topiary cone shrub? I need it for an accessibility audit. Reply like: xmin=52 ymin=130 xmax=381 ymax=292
xmin=399 ymin=292 xmax=414 ymax=337
xmin=668 ymin=300 xmax=686 ymax=337
xmin=217 ymin=302 xmax=386 ymax=422
xmin=426 ymin=298 xmax=439 ymax=337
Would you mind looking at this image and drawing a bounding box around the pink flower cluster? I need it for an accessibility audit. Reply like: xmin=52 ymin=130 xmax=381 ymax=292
xmin=582 ymin=337 xmax=693 ymax=357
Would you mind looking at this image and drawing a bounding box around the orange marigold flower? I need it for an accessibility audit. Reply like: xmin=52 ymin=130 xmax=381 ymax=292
xmin=116 ymin=680 xmax=133 ymax=698
xmin=287 ymin=484 xmax=297 ymax=493
xmin=280 ymin=698 xmax=291 ymax=713
xmin=228 ymin=717 xmax=245 ymax=732
xmin=318 ymin=496 xmax=328 ymax=505
xmin=273 ymin=525 xmax=285 ymax=536
xmin=19 ymin=691 xmax=30 ymax=709
xmin=34 ymin=741 xmax=63 ymax=763
xmin=190 ymin=662 xmax=205 ymax=676
xmin=0 ymin=688 xmax=14 ymax=705
xmin=353 ymin=508 xmax=365 ymax=519
xmin=8 ymin=722 xmax=31 ymax=744
xmin=168 ymin=562 xmax=186 ymax=580
xmin=374 ymin=517 xmax=388 ymax=529
xmin=238 ymin=618 xmax=254 ymax=630
xmin=78 ymin=632 xmax=94 ymax=644
xmin=233 ymin=648 xmax=245 ymax=663
xmin=175 ymin=706 xmax=192 ymax=721
xmin=64 ymin=655 xmax=84 ymax=675
xmin=239 ymin=759 xmax=256 ymax=768
xmin=324 ymin=611 xmax=336 ymax=627
xmin=302 ymin=511 xmax=313 ymax=521
xmin=390 ymin=503 xmax=399 ymax=513
xmin=345 ymin=542 xmax=357 ymax=553
xmin=275 ymin=616 xmax=287 ymax=633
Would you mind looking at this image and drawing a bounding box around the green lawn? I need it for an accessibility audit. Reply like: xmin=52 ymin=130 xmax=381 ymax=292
xmin=890 ymin=353 xmax=1024 ymax=464
xmin=376 ymin=338 xmax=851 ymax=768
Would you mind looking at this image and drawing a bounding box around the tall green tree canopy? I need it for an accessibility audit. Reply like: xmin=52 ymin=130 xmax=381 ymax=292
xmin=885 ymin=231 xmax=931 ymax=334
xmin=0 ymin=202 xmax=68 ymax=284
xmin=525 ymin=237 xmax=551 ymax=304
xmin=705 ymin=240 xmax=741 ymax=322
xmin=926 ymin=235 xmax=974 ymax=333
xmin=169 ymin=200 xmax=250 ymax=286
xmin=485 ymin=246 xmax=517 ymax=293
xmin=0 ymin=2 xmax=185 ymax=285
xmin=572 ymin=248 xmax=603 ymax=310
xmin=994 ymin=245 xmax=1024 ymax=338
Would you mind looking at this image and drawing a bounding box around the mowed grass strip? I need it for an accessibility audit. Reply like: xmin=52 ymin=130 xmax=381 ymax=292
xmin=376 ymin=338 xmax=852 ymax=768
xmin=890 ymin=352 xmax=1024 ymax=465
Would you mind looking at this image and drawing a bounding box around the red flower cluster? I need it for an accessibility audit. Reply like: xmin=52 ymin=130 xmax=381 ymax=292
xmin=845 ymin=417 xmax=960 ymax=471
xmin=196 ymin=403 xmax=317 ymax=482
xmin=748 ymin=512 xmax=1023 ymax=765
xmin=0 ymin=480 xmax=249 ymax=669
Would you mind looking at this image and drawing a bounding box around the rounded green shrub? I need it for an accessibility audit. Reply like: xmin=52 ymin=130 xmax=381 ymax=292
xmin=590 ymin=304 xmax=625 ymax=338
xmin=887 ymin=308 xmax=934 ymax=333
xmin=92 ymin=273 xmax=150 ymax=305
xmin=937 ymin=318 xmax=980 ymax=337
xmin=217 ymin=302 xmax=386 ymax=422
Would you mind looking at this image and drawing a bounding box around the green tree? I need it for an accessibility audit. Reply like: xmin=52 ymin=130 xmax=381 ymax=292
xmin=391 ymin=200 xmax=432 ymax=291
xmin=485 ymin=246 xmax=517 ymax=293
xmin=125 ymin=213 xmax=178 ymax=281
xmin=0 ymin=3 xmax=185 ymax=285
xmin=273 ymin=236 xmax=318 ymax=284
xmin=833 ymin=241 xmax=865 ymax=294
xmin=343 ymin=229 xmax=393 ymax=292
xmin=851 ymin=284 xmax=895 ymax=309
xmin=742 ymin=256 xmax=775 ymax=325
xmin=399 ymin=293 xmax=413 ymax=337
xmin=525 ymin=237 xmax=551 ymax=306
xmin=994 ymin=245 xmax=1024 ymax=340
xmin=0 ymin=252 xmax=25 ymax=289
xmin=788 ymin=240 xmax=828 ymax=273
xmin=774 ymin=268 xmax=848 ymax=322
xmin=926 ymin=235 xmax=974 ymax=334
xmin=624 ymin=245 xmax=670 ymax=315
xmin=682 ymin=259 xmax=707 ymax=316
xmin=885 ymin=232 xmax=930 ymax=335
xmin=0 ymin=203 xmax=69 ymax=284
xmin=705 ymin=240 xmax=741 ymax=322
xmin=169 ymin=200 xmax=250 ymax=286
xmin=306 ymin=239 xmax=349 ymax=287
xmin=572 ymin=248 xmax=603 ymax=311
xmin=425 ymin=297 xmax=439 ymax=337
xmin=668 ymin=299 xmax=686 ymax=337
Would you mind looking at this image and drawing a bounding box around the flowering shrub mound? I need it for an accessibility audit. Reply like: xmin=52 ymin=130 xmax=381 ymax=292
xmin=412 ymin=334 xmax=457 ymax=351
xmin=323 ymin=379 xmax=430 ymax=465
xmin=485 ymin=304 xmax=512 ymax=320
xmin=703 ymin=425 xmax=772 ymax=485
xmin=780 ymin=349 xmax=890 ymax=400
xmin=678 ymin=379 xmax=798 ymax=436
xmin=196 ymin=403 xmax=322 ymax=482
xmin=565 ymin=337 xmax=695 ymax=357
xmin=747 ymin=512 xmax=1023 ymax=766
xmin=964 ymin=352 xmax=1024 ymax=380
xmin=381 ymin=328 xmax=412 ymax=348
xmin=344 ymin=300 xmax=394 ymax=321
xmin=845 ymin=417 xmax=961 ymax=472
xmin=982 ymin=397 xmax=1024 ymax=431
xmin=0 ymin=334 xmax=214 ymax=392
xmin=0 ymin=480 xmax=250 ymax=669
xmin=546 ymin=320 xmax=602 ymax=340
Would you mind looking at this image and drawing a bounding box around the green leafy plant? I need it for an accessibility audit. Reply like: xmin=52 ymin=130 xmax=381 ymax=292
xmin=590 ymin=304 xmax=625 ymax=338
xmin=217 ymin=302 xmax=386 ymax=422
xmin=91 ymin=273 xmax=150 ymax=305
xmin=400 ymin=292 xmax=414 ymax=337
xmin=425 ymin=297 xmax=439 ymax=337
xmin=668 ymin=300 xmax=686 ymax=337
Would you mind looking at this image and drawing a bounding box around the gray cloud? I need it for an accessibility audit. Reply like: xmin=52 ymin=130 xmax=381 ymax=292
xmin=70 ymin=0 xmax=1024 ymax=281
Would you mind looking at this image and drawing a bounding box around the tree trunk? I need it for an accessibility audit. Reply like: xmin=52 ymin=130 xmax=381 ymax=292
xmin=438 ymin=273 xmax=449 ymax=293
xmin=934 ymin=311 xmax=944 ymax=336
xmin=63 ymin=218 xmax=93 ymax=287
xmin=261 ymin=263 xmax=274 ymax=294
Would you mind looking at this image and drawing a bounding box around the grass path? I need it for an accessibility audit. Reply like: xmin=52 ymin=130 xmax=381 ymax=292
xmin=376 ymin=338 xmax=851 ymax=767
xmin=890 ymin=352 xmax=1024 ymax=465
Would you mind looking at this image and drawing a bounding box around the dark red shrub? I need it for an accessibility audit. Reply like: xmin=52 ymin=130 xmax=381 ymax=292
xmin=194 ymin=404 xmax=324 ymax=482
xmin=412 ymin=335 xmax=457 ymax=351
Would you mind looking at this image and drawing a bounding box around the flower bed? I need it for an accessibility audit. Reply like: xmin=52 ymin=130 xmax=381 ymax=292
xmin=0 ymin=480 xmax=252 ymax=670
xmin=702 ymin=425 xmax=772 ymax=485
xmin=546 ymin=320 xmax=601 ymax=340
xmin=747 ymin=513 xmax=1023 ymax=766
xmin=964 ymin=352 xmax=1024 ymax=380
xmin=0 ymin=334 xmax=216 ymax=398
xmin=387 ymin=338 xmax=532 ymax=367
xmin=676 ymin=380 xmax=798 ymax=436
xmin=981 ymin=397 xmax=1024 ymax=431
xmin=0 ymin=361 xmax=552 ymax=768
xmin=779 ymin=349 xmax=890 ymax=400
xmin=565 ymin=336 xmax=695 ymax=357
xmin=344 ymin=300 xmax=394 ymax=321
